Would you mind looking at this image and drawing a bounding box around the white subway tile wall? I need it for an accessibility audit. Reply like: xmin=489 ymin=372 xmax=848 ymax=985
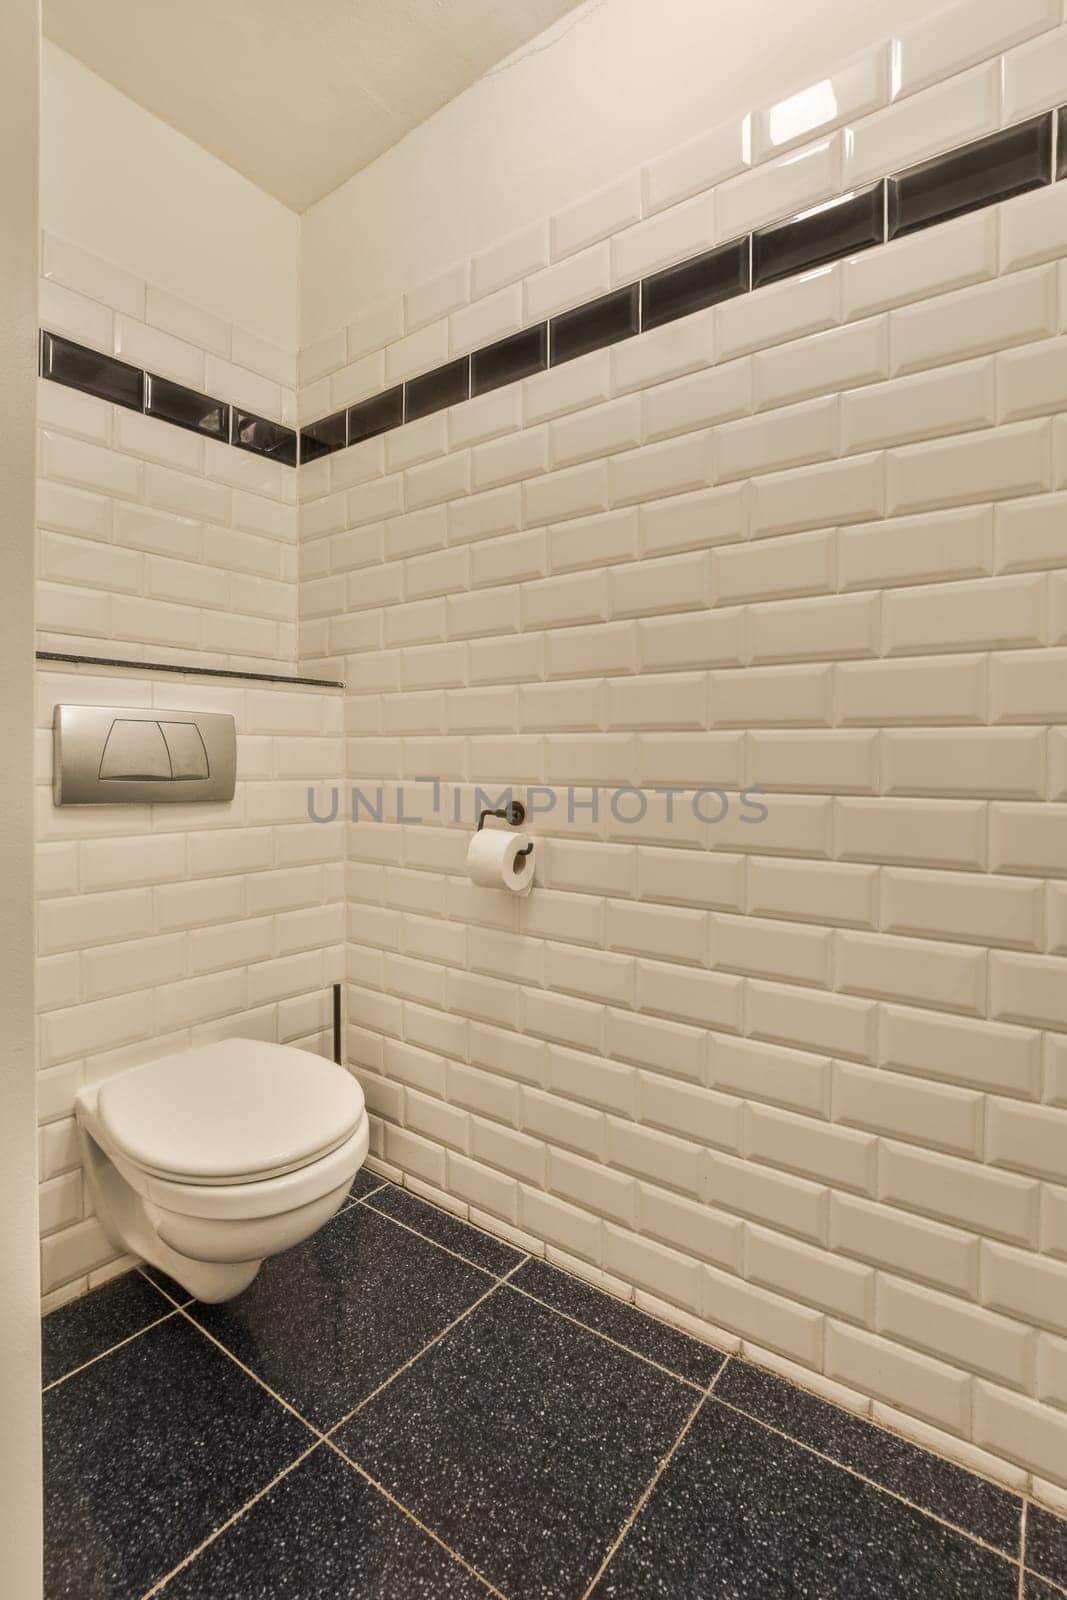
xmin=35 ymin=250 xmax=342 ymax=1310
xmin=294 ymin=1 xmax=1067 ymax=1494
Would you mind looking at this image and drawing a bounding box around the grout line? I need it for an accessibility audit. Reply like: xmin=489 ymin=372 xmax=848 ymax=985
xmin=360 ymin=1193 xmax=524 ymax=1278
xmin=136 ymin=1267 xmax=196 ymax=1311
xmin=136 ymin=1442 xmax=323 ymax=1599
xmin=1018 ymin=1499 xmax=1028 ymax=1600
xmin=42 ymin=1307 xmax=181 ymax=1393
xmin=708 ymin=1389 xmax=1023 ymax=1569
xmin=324 ymin=1265 xmax=526 ymax=1439
xmin=578 ymin=1384 xmax=714 ymax=1599
xmin=173 ymin=1305 xmax=330 ymax=1441
xmin=324 ymin=1440 xmax=508 ymax=1599
xmin=502 ymin=1279 xmax=708 ymax=1393
xmin=723 ymin=1345 xmax=1031 ymax=1505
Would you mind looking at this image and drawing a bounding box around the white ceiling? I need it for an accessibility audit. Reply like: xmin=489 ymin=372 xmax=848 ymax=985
xmin=43 ymin=0 xmax=588 ymax=212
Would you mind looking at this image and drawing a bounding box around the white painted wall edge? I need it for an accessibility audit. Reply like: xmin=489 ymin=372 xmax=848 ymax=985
xmin=1 ymin=1 xmax=43 ymax=1594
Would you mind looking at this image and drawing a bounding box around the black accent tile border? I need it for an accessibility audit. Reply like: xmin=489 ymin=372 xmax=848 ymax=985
xmin=35 ymin=650 xmax=343 ymax=689
xmin=471 ymin=323 xmax=548 ymax=395
xmin=405 ymin=356 xmax=470 ymax=422
xmin=39 ymin=105 xmax=1067 ymax=475
xmin=39 ymin=330 xmax=298 ymax=466
xmin=146 ymin=372 xmax=229 ymax=441
xmin=41 ymin=331 xmax=144 ymax=412
xmin=754 ymin=182 xmax=884 ymax=287
xmin=551 ymin=283 xmax=640 ymax=366
xmin=349 ymin=385 xmax=404 ymax=446
xmin=299 ymin=408 xmax=347 ymax=463
xmin=888 ymin=116 xmax=1053 ymax=240
xmin=643 ymin=238 xmax=750 ymax=330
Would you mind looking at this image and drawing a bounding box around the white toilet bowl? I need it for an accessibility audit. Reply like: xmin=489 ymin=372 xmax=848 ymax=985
xmin=75 ymin=1038 xmax=369 ymax=1302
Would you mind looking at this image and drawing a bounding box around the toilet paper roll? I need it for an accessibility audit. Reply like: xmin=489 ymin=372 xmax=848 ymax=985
xmin=466 ymin=828 xmax=535 ymax=895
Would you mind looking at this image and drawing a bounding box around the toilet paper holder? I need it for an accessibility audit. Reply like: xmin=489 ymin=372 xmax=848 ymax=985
xmin=477 ymin=799 xmax=533 ymax=857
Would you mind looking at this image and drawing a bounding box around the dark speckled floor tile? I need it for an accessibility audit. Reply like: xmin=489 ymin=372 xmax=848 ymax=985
xmin=43 ymin=1314 xmax=311 ymax=1600
xmin=510 ymin=1257 xmax=723 ymax=1386
xmin=592 ymin=1401 xmax=1019 ymax=1599
xmin=161 ymin=1446 xmax=490 ymax=1599
xmin=1029 ymin=1505 xmax=1067 ymax=1587
xmin=189 ymin=1204 xmax=493 ymax=1429
xmin=365 ymin=1183 xmax=524 ymax=1275
xmin=335 ymin=1285 xmax=696 ymax=1600
xmin=716 ymin=1359 xmax=1022 ymax=1554
xmin=137 ymin=1262 xmax=195 ymax=1304
xmin=349 ymin=1166 xmax=389 ymax=1200
xmin=41 ymin=1271 xmax=174 ymax=1386
xmin=1026 ymin=1572 xmax=1067 ymax=1599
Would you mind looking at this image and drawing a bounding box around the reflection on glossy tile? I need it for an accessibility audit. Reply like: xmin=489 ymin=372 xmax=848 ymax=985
xmin=41 ymin=1270 xmax=174 ymax=1386
xmin=550 ymin=285 xmax=640 ymax=366
xmin=753 ymin=184 xmax=884 ymax=287
xmin=43 ymin=1314 xmax=311 ymax=1600
xmin=348 ymin=385 xmax=404 ymax=445
xmin=471 ymin=324 xmax=547 ymax=396
xmin=715 ymin=1360 xmax=1022 ymax=1551
xmin=888 ymin=116 xmax=1053 ymax=240
xmin=146 ymin=373 xmax=229 ymax=440
xmin=299 ymin=409 xmax=347 ymax=464
xmin=161 ymin=1447 xmax=488 ymax=1600
xmin=365 ymin=1184 xmax=524 ymax=1275
xmin=510 ymin=1258 xmax=724 ymax=1384
xmin=232 ymin=410 xmax=298 ymax=466
xmin=591 ymin=1401 xmax=1019 ymax=1599
xmin=642 ymin=239 xmax=749 ymax=330
xmin=188 ymin=1205 xmax=492 ymax=1429
xmin=41 ymin=331 xmax=143 ymax=411
xmin=405 ymin=358 xmax=469 ymax=422
xmin=1027 ymin=1504 xmax=1067 ymax=1588
xmin=335 ymin=1287 xmax=695 ymax=1600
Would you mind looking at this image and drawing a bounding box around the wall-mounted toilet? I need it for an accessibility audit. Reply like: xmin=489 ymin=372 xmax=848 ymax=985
xmin=75 ymin=1038 xmax=368 ymax=1302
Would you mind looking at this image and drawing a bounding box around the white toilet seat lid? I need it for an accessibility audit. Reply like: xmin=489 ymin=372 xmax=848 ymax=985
xmin=95 ymin=1038 xmax=366 ymax=1185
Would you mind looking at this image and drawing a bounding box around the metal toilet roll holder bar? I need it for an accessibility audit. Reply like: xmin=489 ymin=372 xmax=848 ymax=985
xmin=476 ymin=799 xmax=533 ymax=859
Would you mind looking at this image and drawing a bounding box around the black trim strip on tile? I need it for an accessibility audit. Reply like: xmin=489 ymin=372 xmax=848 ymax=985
xmin=300 ymin=104 xmax=1061 ymax=458
xmin=145 ymin=372 xmax=230 ymax=442
xmin=39 ymin=330 xmax=298 ymax=467
xmin=754 ymin=182 xmax=884 ymax=288
xmin=34 ymin=651 xmax=344 ymax=689
xmin=471 ymin=323 xmax=548 ymax=396
xmin=41 ymin=331 xmax=144 ymax=412
xmin=887 ymin=115 xmax=1053 ymax=240
xmin=642 ymin=238 xmax=750 ymax=330
xmin=404 ymin=356 xmax=470 ymax=422
xmin=299 ymin=408 xmax=348 ymax=463
xmin=551 ymin=283 xmax=641 ymax=366
xmin=349 ymin=385 xmax=404 ymax=446
xmin=39 ymin=104 xmax=1067 ymax=474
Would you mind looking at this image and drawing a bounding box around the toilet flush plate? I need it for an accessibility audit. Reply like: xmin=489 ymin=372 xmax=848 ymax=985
xmin=54 ymin=703 xmax=236 ymax=805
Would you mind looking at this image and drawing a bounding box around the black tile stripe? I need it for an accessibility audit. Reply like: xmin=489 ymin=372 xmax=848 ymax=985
xmin=753 ymin=182 xmax=884 ymax=288
xmin=35 ymin=650 xmax=343 ymax=689
xmin=642 ymin=237 xmax=750 ymax=330
xmin=39 ymin=106 xmax=1066 ymax=471
xmin=39 ymin=330 xmax=298 ymax=466
xmin=551 ymin=283 xmax=640 ymax=365
xmin=146 ymin=372 xmax=229 ymax=441
xmin=888 ymin=115 xmax=1052 ymax=240
xmin=41 ymin=331 xmax=144 ymax=412
xmin=405 ymin=356 xmax=470 ymax=422
xmin=471 ymin=323 xmax=548 ymax=396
